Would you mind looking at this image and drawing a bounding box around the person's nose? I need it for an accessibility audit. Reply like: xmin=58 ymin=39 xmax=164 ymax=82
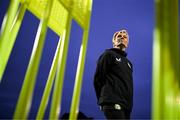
xmin=120 ymin=35 xmax=126 ymax=39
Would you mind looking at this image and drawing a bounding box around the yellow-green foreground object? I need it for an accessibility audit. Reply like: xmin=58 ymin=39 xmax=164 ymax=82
xmin=0 ymin=0 xmax=93 ymax=119
xmin=1 ymin=0 xmax=180 ymax=119
xmin=152 ymin=0 xmax=180 ymax=119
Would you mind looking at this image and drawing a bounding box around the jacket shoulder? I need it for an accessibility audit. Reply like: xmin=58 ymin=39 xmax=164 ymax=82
xmin=96 ymin=49 xmax=114 ymax=64
xmin=102 ymin=49 xmax=115 ymax=56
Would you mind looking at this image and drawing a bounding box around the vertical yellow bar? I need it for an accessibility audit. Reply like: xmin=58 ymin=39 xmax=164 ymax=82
xmin=49 ymin=15 xmax=72 ymax=119
xmin=69 ymin=29 xmax=89 ymax=120
xmin=0 ymin=3 xmax=27 ymax=80
xmin=0 ymin=0 xmax=20 ymax=81
xmin=13 ymin=0 xmax=54 ymax=119
xmin=69 ymin=0 xmax=93 ymax=119
xmin=152 ymin=0 xmax=180 ymax=119
xmin=36 ymin=37 xmax=61 ymax=120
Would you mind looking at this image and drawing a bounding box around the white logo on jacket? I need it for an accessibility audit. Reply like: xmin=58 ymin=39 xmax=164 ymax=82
xmin=116 ymin=58 xmax=121 ymax=62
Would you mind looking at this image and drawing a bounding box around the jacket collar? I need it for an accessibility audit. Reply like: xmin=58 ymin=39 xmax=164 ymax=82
xmin=110 ymin=48 xmax=127 ymax=57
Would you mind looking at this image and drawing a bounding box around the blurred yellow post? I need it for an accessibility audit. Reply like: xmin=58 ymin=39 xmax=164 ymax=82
xmin=152 ymin=0 xmax=180 ymax=119
xmin=0 ymin=0 xmax=21 ymax=81
xmin=14 ymin=0 xmax=54 ymax=118
xmin=0 ymin=0 xmax=93 ymax=119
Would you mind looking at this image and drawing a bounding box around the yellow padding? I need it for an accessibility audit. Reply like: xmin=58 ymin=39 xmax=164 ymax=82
xmin=60 ymin=0 xmax=92 ymax=29
xmin=22 ymin=0 xmax=68 ymax=36
xmin=20 ymin=0 xmax=92 ymax=36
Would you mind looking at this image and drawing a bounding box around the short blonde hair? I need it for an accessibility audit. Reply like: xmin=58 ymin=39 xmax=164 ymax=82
xmin=112 ymin=30 xmax=129 ymax=43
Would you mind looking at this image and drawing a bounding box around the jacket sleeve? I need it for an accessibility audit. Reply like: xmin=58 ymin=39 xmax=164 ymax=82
xmin=94 ymin=51 xmax=112 ymax=101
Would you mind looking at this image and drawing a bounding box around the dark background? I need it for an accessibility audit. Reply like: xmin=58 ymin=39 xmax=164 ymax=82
xmin=0 ymin=0 xmax=156 ymax=119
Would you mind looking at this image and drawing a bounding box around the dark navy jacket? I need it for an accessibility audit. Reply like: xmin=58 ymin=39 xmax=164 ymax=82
xmin=94 ymin=48 xmax=133 ymax=111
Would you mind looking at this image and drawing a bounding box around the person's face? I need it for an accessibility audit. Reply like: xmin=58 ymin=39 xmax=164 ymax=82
xmin=114 ymin=30 xmax=129 ymax=48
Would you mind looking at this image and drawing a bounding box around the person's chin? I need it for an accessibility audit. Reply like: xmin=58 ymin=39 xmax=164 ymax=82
xmin=119 ymin=43 xmax=126 ymax=47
